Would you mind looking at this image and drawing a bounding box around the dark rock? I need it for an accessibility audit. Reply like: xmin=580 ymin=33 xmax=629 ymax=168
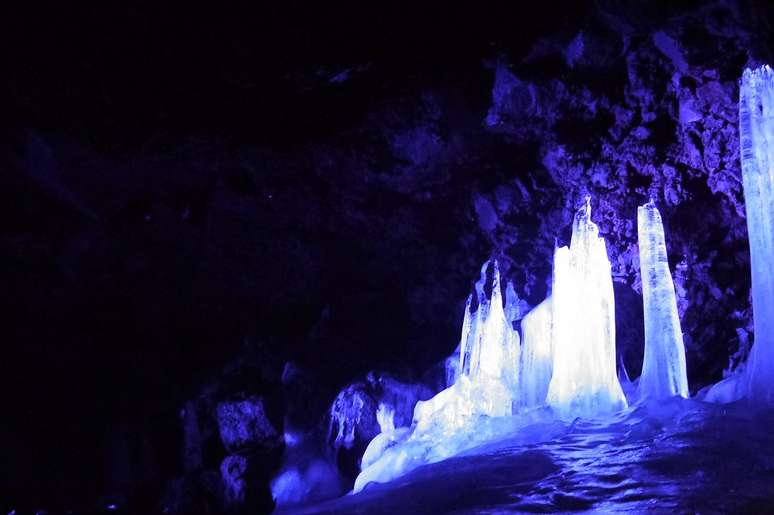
xmin=220 ymin=455 xmax=249 ymax=508
xmin=326 ymin=373 xmax=435 ymax=485
xmin=216 ymin=395 xmax=283 ymax=456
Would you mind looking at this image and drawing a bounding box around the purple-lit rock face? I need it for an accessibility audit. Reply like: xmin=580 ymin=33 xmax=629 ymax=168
xmin=328 ymin=383 xmax=380 ymax=455
xmin=216 ymin=396 xmax=282 ymax=455
xmin=326 ymin=373 xmax=434 ymax=485
xmin=220 ymin=455 xmax=248 ymax=507
xmin=477 ymin=5 xmax=756 ymax=383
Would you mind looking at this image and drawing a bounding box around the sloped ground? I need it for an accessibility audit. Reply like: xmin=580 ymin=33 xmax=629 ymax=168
xmin=285 ymin=399 xmax=774 ymax=514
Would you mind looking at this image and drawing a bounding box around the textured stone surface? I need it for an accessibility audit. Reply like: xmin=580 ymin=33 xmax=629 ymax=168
xmin=216 ymin=396 xmax=282 ymax=455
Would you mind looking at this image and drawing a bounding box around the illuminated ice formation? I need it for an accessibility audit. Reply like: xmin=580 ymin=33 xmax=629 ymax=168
xmin=445 ymin=348 xmax=461 ymax=388
xmin=546 ymin=198 xmax=628 ymax=417
xmin=636 ymin=200 xmax=689 ymax=400
xmin=359 ymin=404 xmax=411 ymax=472
xmin=518 ymin=296 xmax=554 ymax=408
xmin=737 ymin=64 xmax=774 ymax=402
xmin=353 ymin=260 xmax=522 ymax=492
xmin=458 ymin=260 xmax=520 ymax=400
xmin=353 ymin=202 xmax=636 ymax=493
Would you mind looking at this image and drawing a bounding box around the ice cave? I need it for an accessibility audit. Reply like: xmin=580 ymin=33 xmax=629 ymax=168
xmin=10 ymin=3 xmax=774 ymax=514
xmin=269 ymin=61 xmax=774 ymax=514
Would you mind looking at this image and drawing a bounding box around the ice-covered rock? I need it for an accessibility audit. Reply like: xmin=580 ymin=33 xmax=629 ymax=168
xmin=546 ymin=198 xmax=628 ymax=418
xmin=636 ymin=200 xmax=689 ymax=400
xmin=328 ymin=383 xmax=380 ymax=456
xmin=326 ymin=373 xmax=434 ymax=485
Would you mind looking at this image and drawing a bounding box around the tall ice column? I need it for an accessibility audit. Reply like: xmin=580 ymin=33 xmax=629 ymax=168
xmin=739 ymin=65 xmax=774 ymax=401
xmin=637 ymin=200 xmax=688 ymax=400
xmin=546 ymin=198 xmax=627 ymax=417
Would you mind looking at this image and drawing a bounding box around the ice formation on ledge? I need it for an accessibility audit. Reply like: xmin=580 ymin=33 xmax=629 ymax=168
xmin=518 ymin=296 xmax=553 ymax=408
xmin=458 ymin=260 xmax=520 ymax=405
xmin=637 ymin=200 xmax=689 ymax=400
xmin=353 ymin=201 xmax=636 ymax=493
xmin=353 ymin=259 xmax=523 ymax=492
xmin=546 ymin=198 xmax=627 ymax=417
xmin=737 ymin=64 xmax=774 ymax=402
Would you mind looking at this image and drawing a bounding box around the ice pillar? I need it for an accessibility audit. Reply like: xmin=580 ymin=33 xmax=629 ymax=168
xmin=739 ymin=65 xmax=774 ymax=402
xmin=636 ymin=201 xmax=689 ymax=400
xmin=518 ymin=296 xmax=553 ymax=408
xmin=546 ymin=198 xmax=627 ymax=417
xmin=459 ymin=260 xmax=519 ymax=388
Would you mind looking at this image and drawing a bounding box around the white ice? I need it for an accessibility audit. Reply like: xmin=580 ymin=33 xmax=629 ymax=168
xmin=636 ymin=200 xmax=689 ymax=400
xmin=354 ymin=200 xmax=633 ymax=493
xmin=518 ymin=296 xmax=554 ymax=408
xmin=736 ymin=64 xmax=774 ymax=402
xmin=458 ymin=260 xmax=520 ymax=405
xmin=546 ymin=198 xmax=628 ymax=418
xmin=354 ymin=259 xmax=522 ymax=492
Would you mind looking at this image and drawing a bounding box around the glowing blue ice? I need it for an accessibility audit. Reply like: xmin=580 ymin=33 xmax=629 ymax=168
xmin=354 ymin=204 xmax=634 ymax=493
xmin=353 ymin=260 xmax=522 ymax=492
xmin=518 ymin=296 xmax=554 ymax=408
xmin=637 ymin=200 xmax=689 ymax=400
xmin=546 ymin=199 xmax=627 ymax=417
xmin=458 ymin=260 xmax=520 ymax=404
xmin=737 ymin=64 xmax=774 ymax=402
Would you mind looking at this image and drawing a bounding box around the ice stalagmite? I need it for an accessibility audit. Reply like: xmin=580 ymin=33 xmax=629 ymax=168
xmin=459 ymin=260 xmax=519 ymax=394
xmin=519 ymin=296 xmax=554 ymax=408
xmin=637 ymin=200 xmax=689 ymax=400
xmin=354 ymin=260 xmax=522 ymax=492
xmin=546 ymin=198 xmax=627 ymax=417
xmin=738 ymin=65 xmax=774 ymax=402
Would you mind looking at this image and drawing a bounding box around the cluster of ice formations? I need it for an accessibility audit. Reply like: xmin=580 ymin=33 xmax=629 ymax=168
xmin=637 ymin=200 xmax=689 ymax=400
xmin=278 ymin=65 xmax=774 ymax=504
xmin=353 ymin=260 xmax=525 ymax=492
xmin=353 ymin=200 xmax=676 ymax=492
xmin=457 ymin=260 xmax=521 ymax=412
xmin=546 ymin=199 xmax=628 ymax=417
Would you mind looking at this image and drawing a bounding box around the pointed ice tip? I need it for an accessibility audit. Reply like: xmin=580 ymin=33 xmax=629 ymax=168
xmin=743 ymin=64 xmax=774 ymax=84
xmin=575 ymin=196 xmax=592 ymax=221
xmin=479 ymin=260 xmax=490 ymax=282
